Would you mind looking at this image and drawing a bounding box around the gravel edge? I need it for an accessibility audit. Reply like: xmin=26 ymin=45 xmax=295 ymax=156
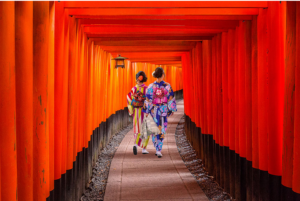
xmin=175 ymin=115 xmax=232 ymax=201
xmin=81 ymin=125 xmax=133 ymax=201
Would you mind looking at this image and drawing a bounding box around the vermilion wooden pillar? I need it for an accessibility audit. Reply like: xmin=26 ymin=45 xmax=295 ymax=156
xmin=202 ymin=42 xmax=208 ymax=135
xmin=0 ymin=2 xmax=17 ymax=201
xmin=238 ymin=20 xmax=246 ymax=159
xmin=204 ymin=40 xmax=214 ymax=176
xmin=205 ymin=40 xmax=213 ymax=135
xmin=33 ymin=2 xmax=50 ymax=200
xmin=67 ymin=15 xmax=76 ymax=175
xmin=15 ymin=2 xmax=34 ymax=201
xmin=221 ymin=31 xmax=229 ymax=192
xmin=212 ymin=37 xmax=217 ymax=143
xmin=222 ymin=32 xmax=229 ymax=149
xmin=198 ymin=42 xmax=203 ymax=131
xmin=54 ymin=1 xmax=65 ymax=183
xmin=234 ymin=24 xmax=240 ymax=159
xmin=244 ymin=20 xmax=253 ymax=201
xmin=257 ymin=7 xmax=270 ymax=201
xmin=48 ymin=1 xmax=55 ymax=194
xmin=216 ymin=33 xmax=223 ymax=186
xmin=282 ymin=1 xmax=296 ymax=191
xmin=234 ymin=24 xmax=241 ymax=200
xmin=61 ymin=9 xmax=69 ymax=181
xmin=268 ymin=1 xmax=284 ymax=178
xmin=293 ymin=2 xmax=300 ymax=195
xmin=228 ymin=29 xmax=235 ymax=152
xmin=227 ymin=28 xmax=236 ymax=197
xmin=257 ymin=7 xmax=269 ymax=173
xmin=73 ymin=19 xmax=79 ymax=163
xmin=194 ymin=45 xmax=199 ymax=128
xmin=251 ymin=15 xmax=259 ymax=201
xmin=251 ymin=15 xmax=259 ymax=171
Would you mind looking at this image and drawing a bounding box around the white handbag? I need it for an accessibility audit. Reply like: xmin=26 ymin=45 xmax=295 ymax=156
xmin=141 ymin=115 xmax=161 ymax=139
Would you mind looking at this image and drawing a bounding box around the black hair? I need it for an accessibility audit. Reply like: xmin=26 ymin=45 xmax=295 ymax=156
xmin=153 ymin=67 xmax=164 ymax=78
xmin=136 ymin=71 xmax=147 ymax=83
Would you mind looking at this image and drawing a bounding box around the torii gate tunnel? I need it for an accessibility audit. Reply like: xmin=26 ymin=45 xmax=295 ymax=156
xmin=0 ymin=1 xmax=300 ymax=201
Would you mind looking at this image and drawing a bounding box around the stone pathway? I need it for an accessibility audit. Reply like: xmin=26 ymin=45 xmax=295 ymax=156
xmin=104 ymin=101 xmax=209 ymax=201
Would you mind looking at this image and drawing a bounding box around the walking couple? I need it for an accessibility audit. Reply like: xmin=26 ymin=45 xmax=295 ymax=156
xmin=127 ymin=67 xmax=177 ymax=158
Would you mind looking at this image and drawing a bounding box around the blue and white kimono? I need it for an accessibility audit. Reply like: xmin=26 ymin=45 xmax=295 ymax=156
xmin=143 ymin=81 xmax=177 ymax=151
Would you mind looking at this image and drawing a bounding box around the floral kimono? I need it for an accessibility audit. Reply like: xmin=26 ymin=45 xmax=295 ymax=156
xmin=143 ymin=81 xmax=177 ymax=151
xmin=127 ymin=84 xmax=150 ymax=148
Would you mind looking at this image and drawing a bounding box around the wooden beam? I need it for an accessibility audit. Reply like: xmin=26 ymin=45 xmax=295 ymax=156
xmin=75 ymin=15 xmax=253 ymax=20
xmin=64 ymin=1 xmax=268 ymax=8
xmin=68 ymin=8 xmax=259 ymax=16
xmin=110 ymin=52 xmax=187 ymax=58
xmin=94 ymin=40 xmax=197 ymax=46
xmin=90 ymin=36 xmax=213 ymax=41
xmin=80 ymin=19 xmax=239 ymax=29
xmin=84 ymin=26 xmax=227 ymax=34
xmin=100 ymin=46 xmax=194 ymax=52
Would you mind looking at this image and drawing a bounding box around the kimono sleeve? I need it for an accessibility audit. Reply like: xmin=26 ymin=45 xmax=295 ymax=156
xmin=127 ymin=87 xmax=136 ymax=116
xmin=143 ymin=83 xmax=154 ymax=114
xmin=166 ymin=84 xmax=177 ymax=116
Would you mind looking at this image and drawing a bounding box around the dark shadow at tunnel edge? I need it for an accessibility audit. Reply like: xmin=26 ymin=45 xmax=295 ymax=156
xmin=184 ymin=115 xmax=300 ymax=201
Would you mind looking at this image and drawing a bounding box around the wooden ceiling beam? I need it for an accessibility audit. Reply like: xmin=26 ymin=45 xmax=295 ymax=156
xmin=79 ymin=19 xmax=239 ymax=29
xmin=74 ymin=13 xmax=253 ymax=21
xmin=90 ymin=36 xmax=213 ymax=41
xmin=83 ymin=27 xmax=227 ymax=34
xmin=100 ymin=46 xmax=194 ymax=52
xmin=94 ymin=40 xmax=197 ymax=46
xmin=75 ymin=15 xmax=253 ymax=20
xmin=64 ymin=1 xmax=267 ymax=8
xmin=68 ymin=8 xmax=259 ymax=16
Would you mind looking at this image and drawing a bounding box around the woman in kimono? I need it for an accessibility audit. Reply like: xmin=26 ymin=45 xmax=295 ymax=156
xmin=127 ymin=71 xmax=150 ymax=155
xmin=143 ymin=67 xmax=177 ymax=158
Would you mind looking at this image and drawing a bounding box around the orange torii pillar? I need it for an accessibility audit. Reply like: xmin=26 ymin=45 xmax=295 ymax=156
xmin=0 ymin=2 xmax=17 ymax=201
xmin=234 ymin=23 xmax=240 ymax=201
xmin=227 ymin=29 xmax=236 ymax=197
xmin=48 ymin=2 xmax=55 ymax=199
xmin=33 ymin=2 xmax=50 ymax=200
xmin=216 ymin=33 xmax=223 ymax=186
xmin=211 ymin=36 xmax=218 ymax=182
xmin=268 ymin=2 xmax=285 ymax=201
xmin=282 ymin=3 xmax=296 ymax=200
xmin=257 ymin=7 xmax=269 ymax=201
xmin=61 ymin=8 xmax=70 ymax=201
xmin=202 ymin=41 xmax=208 ymax=168
xmin=54 ymin=1 xmax=65 ymax=200
xmin=15 ymin=2 xmax=34 ymax=201
xmin=67 ymin=14 xmax=77 ymax=201
xmin=244 ymin=20 xmax=252 ymax=201
xmin=251 ymin=15 xmax=259 ymax=201
xmin=195 ymin=42 xmax=202 ymax=160
xmin=221 ymin=31 xmax=229 ymax=193
xmin=293 ymin=2 xmax=300 ymax=199
xmin=203 ymin=40 xmax=214 ymax=177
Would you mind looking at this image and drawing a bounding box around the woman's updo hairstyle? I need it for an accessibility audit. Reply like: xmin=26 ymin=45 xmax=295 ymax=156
xmin=136 ymin=71 xmax=147 ymax=83
xmin=152 ymin=67 xmax=164 ymax=78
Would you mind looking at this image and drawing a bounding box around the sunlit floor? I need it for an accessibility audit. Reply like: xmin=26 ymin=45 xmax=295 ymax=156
xmin=104 ymin=101 xmax=209 ymax=201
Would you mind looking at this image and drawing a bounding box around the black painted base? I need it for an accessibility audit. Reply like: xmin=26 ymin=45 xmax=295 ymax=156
xmin=184 ymin=114 xmax=300 ymax=201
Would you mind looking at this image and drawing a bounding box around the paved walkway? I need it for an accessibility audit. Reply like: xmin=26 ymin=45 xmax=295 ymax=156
xmin=104 ymin=101 xmax=209 ymax=201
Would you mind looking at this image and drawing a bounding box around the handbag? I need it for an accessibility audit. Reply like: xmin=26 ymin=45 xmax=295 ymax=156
xmin=141 ymin=115 xmax=160 ymax=139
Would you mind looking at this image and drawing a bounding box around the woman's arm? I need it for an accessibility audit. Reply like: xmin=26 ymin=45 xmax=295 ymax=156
xmin=143 ymin=84 xmax=154 ymax=116
xmin=127 ymin=87 xmax=136 ymax=116
xmin=166 ymin=84 xmax=177 ymax=116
